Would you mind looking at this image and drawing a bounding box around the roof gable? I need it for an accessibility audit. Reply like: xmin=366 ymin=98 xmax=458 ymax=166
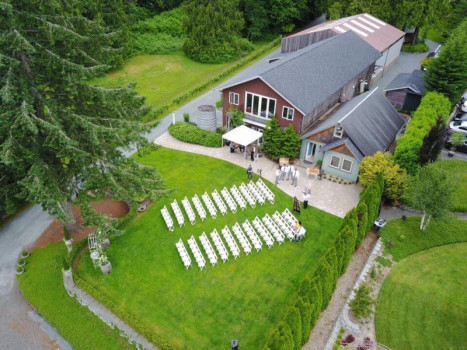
xmin=384 ymin=70 xmax=426 ymax=95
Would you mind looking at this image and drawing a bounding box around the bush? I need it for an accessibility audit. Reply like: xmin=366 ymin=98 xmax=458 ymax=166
xmin=284 ymin=307 xmax=302 ymax=349
xmin=349 ymin=283 xmax=373 ymax=320
xmin=294 ymin=298 xmax=311 ymax=344
xmin=112 ymin=201 xmax=138 ymax=230
xmin=183 ymin=113 xmax=190 ymax=123
xmin=401 ymin=42 xmax=429 ymax=52
xmin=420 ymin=57 xmax=434 ymax=70
xmin=168 ymin=122 xmax=222 ymax=147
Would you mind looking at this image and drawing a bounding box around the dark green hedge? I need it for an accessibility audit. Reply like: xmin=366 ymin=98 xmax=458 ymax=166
xmin=394 ymin=92 xmax=451 ymax=175
xmin=401 ymin=42 xmax=429 ymax=53
xmin=168 ymin=122 xmax=222 ymax=147
xmin=263 ymin=174 xmax=384 ymax=350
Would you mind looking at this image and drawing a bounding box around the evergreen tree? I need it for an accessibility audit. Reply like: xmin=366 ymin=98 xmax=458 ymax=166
xmin=281 ymin=125 xmax=301 ymax=159
xmin=294 ymin=297 xmax=312 ymax=344
xmin=0 ymin=0 xmax=166 ymax=235
xmin=277 ymin=322 xmax=294 ymax=350
xmin=419 ymin=116 xmax=446 ymax=166
xmin=355 ymin=201 xmax=368 ymax=248
xmin=284 ymin=306 xmax=302 ymax=349
xmin=425 ymin=19 xmax=467 ymax=103
xmin=263 ymin=118 xmax=283 ymax=159
xmin=182 ymin=0 xmax=253 ymax=63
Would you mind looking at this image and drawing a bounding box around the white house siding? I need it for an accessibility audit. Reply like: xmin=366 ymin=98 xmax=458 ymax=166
xmin=372 ymin=37 xmax=404 ymax=83
xmin=322 ymin=150 xmax=360 ymax=182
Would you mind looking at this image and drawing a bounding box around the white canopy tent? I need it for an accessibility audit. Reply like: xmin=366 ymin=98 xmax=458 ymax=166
xmin=222 ymin=125 xmax=263 ymax=147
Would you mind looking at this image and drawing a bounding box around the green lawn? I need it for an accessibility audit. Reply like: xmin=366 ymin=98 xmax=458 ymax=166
xmin=380 ymin=216 xmax=467 ymax=261
xmin=91 ymin=41 xmax=277 ymax=117
xmin=74 ymin=147 xmax=342 ymax=349
xmin=433 ymin=160 xmax=467 ymax=212
xmin=375 ymin=243 xmax=467 ymax=349
xmin=18 ymin=243 xmax=135 ymax=350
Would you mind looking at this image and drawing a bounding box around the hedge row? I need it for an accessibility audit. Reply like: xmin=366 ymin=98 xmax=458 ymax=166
xmin=264 ymin=174 xmax=384 ymax=350
xmin=148 ymin=37 xmax=281 ymax=120
xmin=393 ymin=92 xmax=451 ymax=175
xmin=168 ymin=122 xmax=222 ymax=147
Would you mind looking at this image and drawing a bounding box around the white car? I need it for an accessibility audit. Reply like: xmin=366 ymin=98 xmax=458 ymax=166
xmin=449 ymin=120 xmax=467 ymax=135
xmin=462 ymin=100 xmax=467 ymax=113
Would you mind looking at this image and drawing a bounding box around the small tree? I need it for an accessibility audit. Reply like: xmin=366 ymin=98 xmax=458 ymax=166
xmin=451 ymin=132 xmax=465 ymax=152
xmin=419 ymin=116 xmax=446 ymax=165
xmin=349 ymin=283 xmax=373 ymax=320
xmin=359 ymin=152 xmax=407 ymax=201
xmin=403 ymin=163 xmax=455 ymax=230
xmin=228 ymin=107 xmax=244 ymax=128
xmin=262 ymin=118 xmax=282 ymax=159
xmin=281 ymin=125 xmax=301 ymax=159
xmin=284 ymin=306 xmax=302 ymax=349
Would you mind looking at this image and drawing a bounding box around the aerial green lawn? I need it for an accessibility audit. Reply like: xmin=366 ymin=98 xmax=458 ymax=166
xmin=91 ymin=41 xmax=277 ymax=118
xmin=375 ymin=243 xmax=467 ymax=349
xmin=75 ymin=147 xmax=342 ymax=349
xmin=18 ymin=243 xmax=135 ymax=350
xmin=433 ymin=160 xmax=467 ymax=212
xmin=380 ymin=216 xmax=467 ymax=261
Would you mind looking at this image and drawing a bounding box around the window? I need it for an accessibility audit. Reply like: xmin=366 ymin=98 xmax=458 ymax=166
xmin=330 ymin=155 xmax=340 ymax=168
xmin=245 ymin=92 xmax=276 ymax=119
xmin=341 ymin=159 xmax=353 ymax=173
xmin=334 ymin=125 xmax=343 ymax=138
xmin=282 ymin=106 xmax=294 ymax=120
xmin=229 ymin=92 xmax=239 ymax=105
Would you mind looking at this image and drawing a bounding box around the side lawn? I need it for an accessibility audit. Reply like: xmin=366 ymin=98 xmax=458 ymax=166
xmin=433 ymin=160 xmax=467 ymax=212
xmin=376 ymin=243 xmax=467 ymax=349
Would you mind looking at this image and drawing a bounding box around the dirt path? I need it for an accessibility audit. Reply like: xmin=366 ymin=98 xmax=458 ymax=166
xmin=303 ymin=232 xmax=378 ymax=350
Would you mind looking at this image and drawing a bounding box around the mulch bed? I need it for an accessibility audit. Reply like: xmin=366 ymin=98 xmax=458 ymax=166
xmin=30 ymin=198 xmax=129 ymax=251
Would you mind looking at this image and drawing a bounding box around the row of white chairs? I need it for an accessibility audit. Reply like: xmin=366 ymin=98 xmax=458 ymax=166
xmin=262 ymin=213 xmax=285 ymax=244
xmin=171 ymin=200 xmax=185 ymax=227
xmin=272 ymin=211 xmax=295 ymax=241
xmin=221 ymin=226 xmax=241 ymax=259
xmin=221 ymin=187 xmax=237 ymax=213
xmin=282 ymin=208 xmax=299 ymax=227
xmin=212 ymin=189 xmax=227 ymax=216
xmin=252 ymin=217 xmax=274 ymax=248
xmin=232 ymin=223 xmax=252 ymax=255
xmin=211 ymin=229 xmax=229 ymax=263
xmin=230 ymin=185 xmax=247 ymax=211
xmin=187 ymin=235 xmax=206 ymax=270
xmin=256 ymin=179 xmax=275 ymax=204
xmin=202 ymin=192 xmax=217 ymax=219
xmin=175 ymin=239 xmax=191 ymax=269
xmin=242 ymin=219 xmax=263 ymax=252
xmin=161 ymin=205 xmax=174 ymax=231
xmin=192 ymin=194 xmax=207 ymax=221
xmin=247 ymin=182 xmax=266 ymax=205
xmin=239 ymin=183 xmax=256 ymax=208
xmin=182 ymin=197 xmax=196 ymax=225
xmin=199 ymin=233 xmax=218 ymax=266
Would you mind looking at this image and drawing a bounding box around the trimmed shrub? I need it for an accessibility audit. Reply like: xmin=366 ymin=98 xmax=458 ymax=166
xmin=298 ymin=278 xmax=311 ymax=298
xmin=277 ymin=322 xmax=294 ymax=350
xmin=349 ymin=283 xmax=373 ymax=320
xmin=401 ymin=42 xmax=429 ymax=52
xmin=264 ymin=328 xmax=281 ymax=350
xmin=355 ymin=202 xmax=368 ymax=248
xmin=294 ymin=297 xmax=312 ymax=344
xmin=168 ymin=122 xmax=222 ymax=147
xmin=284 ymin=307 xmax=302 ymax=349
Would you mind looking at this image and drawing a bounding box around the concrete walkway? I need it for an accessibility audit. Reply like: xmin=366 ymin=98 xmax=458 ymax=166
xmin=155 ymin=132 xmax=361 ymax=218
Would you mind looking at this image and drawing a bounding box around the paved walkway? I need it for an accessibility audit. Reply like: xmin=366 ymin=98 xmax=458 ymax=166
xmin=155 ymin=132 xmax=361 ymax=218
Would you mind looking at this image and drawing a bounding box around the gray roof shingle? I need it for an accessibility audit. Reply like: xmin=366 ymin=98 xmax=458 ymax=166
xmin=219 ymin=31 xmax=381 ymax=114
xmin=384 ymin=70 xmax=426 ymax=95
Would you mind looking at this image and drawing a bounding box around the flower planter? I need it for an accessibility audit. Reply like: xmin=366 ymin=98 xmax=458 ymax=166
xmin=448 ymin=150 xmax=455 ymax=157
xmin=17 ymin=259 xmax=25 ymax=267
xmin=21 ymin=251 xmax=29 ymax=259
xmin=64 ymin=239 xmax=73 ymax=252
xmin=100 ymin=261 xmax=112 ymax=274
xmin=16 ymin=267 xmax=24 ymax=275
xmin=101 ymin=238 xmax=110 ymax=249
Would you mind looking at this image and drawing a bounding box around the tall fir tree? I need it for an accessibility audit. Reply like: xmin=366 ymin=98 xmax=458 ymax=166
xmin=0 ymin=0 xmax=166 ymax=235
xmin=281 ymin=125 xmax=301 ymax=159
xmin=425 ymin=19 xmax=467 ymax=104
xmin=262 ymin=118 xmax=283 ymax=159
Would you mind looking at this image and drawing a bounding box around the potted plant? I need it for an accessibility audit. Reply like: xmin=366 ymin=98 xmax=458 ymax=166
xmin=449 ymin=132 xmax=465 ymax=157
xmin=62 ymin=255 xmax=72 ymax=277
xmin=97 ymin=230 xmax=110 ymax=249
xmin=17 ymin=258 xmax=25 ymax=267
xmin=16 ymin=266 xmax=24 ymax=275
xmin=21 ymin=250 xmax=29 ymax=259
xmin=99 ymin=254 xmax=112 ymax=274
xmin=63 ymin=227 xmax=73 ymax=252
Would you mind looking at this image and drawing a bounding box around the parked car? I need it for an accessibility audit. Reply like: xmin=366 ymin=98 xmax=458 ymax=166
xmin=453 ymin=112 xmax=467 ymax=121
xmin=462 ymin=101 xmax=467 ymax=113
xmin=448 ymin=120 xmax=467 ymax=135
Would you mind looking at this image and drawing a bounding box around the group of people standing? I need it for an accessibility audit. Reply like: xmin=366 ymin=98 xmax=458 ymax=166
xmin=275 ymin=164 xmax=300 ymax=187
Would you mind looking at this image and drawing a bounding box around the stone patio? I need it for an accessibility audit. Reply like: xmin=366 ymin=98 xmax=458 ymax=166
xmin=154 ymin=132 xmax=361 ymax=218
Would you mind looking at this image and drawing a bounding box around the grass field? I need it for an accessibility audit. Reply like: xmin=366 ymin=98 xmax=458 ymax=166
xmin=433 ymin=160 xmax=467 ymax=212
xmin=91 ymin=41 xmax=277 ymax=118
xmin=18 ymin=243 xmax=135 ymax=350
xmin=380 ymin=216 xmax=467 ymax=261
xmin=74 ymin=147 xmax=342 ymax=349
xmin=375 ymin=243 xmax=467 ymax=349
